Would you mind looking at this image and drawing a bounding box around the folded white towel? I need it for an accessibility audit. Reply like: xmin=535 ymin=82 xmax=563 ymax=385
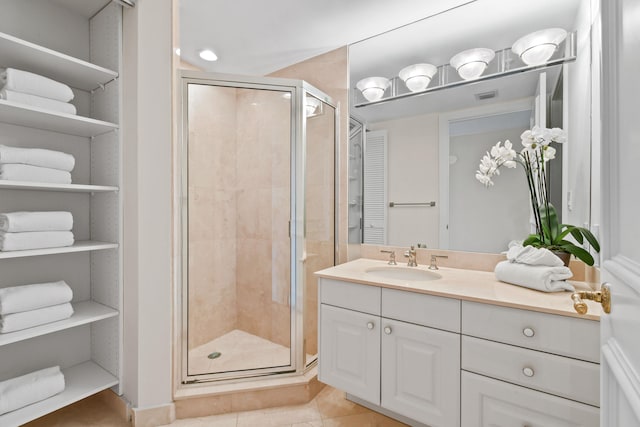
xmin=0 ymin=303 xmax=74 ymax=333
xmin=0 ymin=366 xmax=65 ymax=415
xmin=506 ymin=242 xmax=564 ymax=267
xmin=0 ymin=281 xmax=73 ymax=315
xmin=0 ymin=231 xmax=74 ymax=252
xmin=0 ymin=145 xmax=75 ymax=172
xmin=0 ymin=90 xmax=76 ymax=115
xmin=495 ymin=261 xmax=574 ymax=292
xmin=0 ymin=211 xmax=73 ymax=233
xmin=0 ymin=68 xmax=74 ymax=102
xmin=0 ymin=164 xmax=72 ymax=184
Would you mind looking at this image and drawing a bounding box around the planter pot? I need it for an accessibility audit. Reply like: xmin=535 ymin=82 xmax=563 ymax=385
xmin=552 ymin=251 xmax=571 ymax=267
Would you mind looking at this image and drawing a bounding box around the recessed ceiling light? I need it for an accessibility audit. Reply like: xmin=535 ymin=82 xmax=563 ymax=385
xmin=199 ymin=49 xmax=218 ymax=62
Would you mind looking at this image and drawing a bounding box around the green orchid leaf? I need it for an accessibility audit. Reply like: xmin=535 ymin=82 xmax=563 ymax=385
xmin=540 ymin=204 xmax=561 ymax=242
xmin=559 ymin=243 xmax=595 ymax=266
xmin=523 ymin=234 xmax=542 ymax=247
xmin=578 ymin=227 xmax=601 ymax=252
xmin=568 ymin=227 xmax=584 ymax=244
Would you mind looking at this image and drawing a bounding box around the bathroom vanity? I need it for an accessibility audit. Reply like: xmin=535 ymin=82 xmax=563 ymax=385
xmin=316 ymin=258 xmax=601 ymax=427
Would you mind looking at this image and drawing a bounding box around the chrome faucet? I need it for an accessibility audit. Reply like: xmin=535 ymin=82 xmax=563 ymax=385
xmin=380 ymin=249 xmax=397 ymax=265
xmin=404 ymin=246 xmax=417 ymax=267
xmin=429 ymin=254 xmax=448 ymax=270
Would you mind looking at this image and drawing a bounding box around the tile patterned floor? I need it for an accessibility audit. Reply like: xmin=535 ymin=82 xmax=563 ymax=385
xmin=24 ymin=385 xmax=409 ymax=427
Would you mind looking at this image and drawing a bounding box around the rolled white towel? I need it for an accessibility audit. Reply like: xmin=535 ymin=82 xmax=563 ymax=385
xmin=0 ymin=211 xmax=73 ymax=233
xmin=0 ymin=145 xmax=75 ymax=172
xmin=0 ymin=90 xmax=76 ymax=115
xmin=0 ymin=303 xmax=74 ymax=333
xmin=506 ymin=242 xmax=564 ymax=267
xmin=0 ymin=281 xmax=73 ymax=315
xmin=0 ymin=164 xmax=72 ymax=184
xmin=495 ymin=260 xmax=574 ymax=292
xmin=0 ymin=68 xmax=74 ymax=102
xmin=0 ymin=366 xmax=65 ymax=415
xmin=0 ymin=230 xmax=74 ymax=252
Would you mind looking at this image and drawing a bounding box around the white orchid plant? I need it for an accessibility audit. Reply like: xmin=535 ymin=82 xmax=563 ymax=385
xmin=476 ymin=126 xmax=600 ymax=265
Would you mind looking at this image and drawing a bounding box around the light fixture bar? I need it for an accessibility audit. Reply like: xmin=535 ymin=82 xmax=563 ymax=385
xmin=354 ymin=30 xmax=576 ymax=108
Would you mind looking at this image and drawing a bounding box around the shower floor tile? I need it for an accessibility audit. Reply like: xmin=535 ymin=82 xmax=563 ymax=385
xmin=188 ymin=329 xmax=294 ymax=375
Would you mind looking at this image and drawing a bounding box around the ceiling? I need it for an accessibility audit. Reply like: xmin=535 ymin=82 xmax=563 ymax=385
xmin=179 ymin=0 xmax=582 ymax=122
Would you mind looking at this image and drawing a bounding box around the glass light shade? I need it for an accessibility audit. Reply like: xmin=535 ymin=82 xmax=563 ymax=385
xmin=398 ymin=63 xmax=438 ymax=92
xmin=356 ymin=77 xmax=390 ymax=102
xmin=305 ymin=97 xmax=321 ymax=117
xmin=512 ymin=28 xmax=567 ymax=66
xmin=450 ymin=48 xmax=495 ymax=80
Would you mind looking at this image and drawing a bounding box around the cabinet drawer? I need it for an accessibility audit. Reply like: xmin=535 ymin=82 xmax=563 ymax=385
xmin=461 ymin=371 xmax=599 ymax=427
xmin=319 ymin=278 xmax=380 ymax=315
xmin=382 ymin=288 xmax=460 ymax=332
xmin=462 ymin=301 xmax=599 ymax=362
xmin=462 ymin=336 xmax=599 ymax=406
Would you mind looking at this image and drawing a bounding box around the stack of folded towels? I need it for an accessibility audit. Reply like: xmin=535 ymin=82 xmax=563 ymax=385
xmin=0 ymin=67 xmax=76 ymax=115
xmin=0 ymin=144 xmax=75 ymax=184
xmin=0 ymin=280 xmax=74 ymax=333
xmin=0 ymin=211 xmax=74 ymax=252
xmin=495 ymin=242 xmax=574 ymax=292
xmin=0 ymin=366 xmax=65 ymax=415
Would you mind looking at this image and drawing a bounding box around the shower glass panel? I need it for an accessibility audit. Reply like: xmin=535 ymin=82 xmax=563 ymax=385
xmin=302 ymin=93 xmax=336 ymax=367
xmin=185 ymin=81 xmax=293 ymax=379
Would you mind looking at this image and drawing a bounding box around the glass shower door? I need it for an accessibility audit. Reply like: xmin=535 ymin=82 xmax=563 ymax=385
xmin=183 ymin=79 xmax=294 ymax=380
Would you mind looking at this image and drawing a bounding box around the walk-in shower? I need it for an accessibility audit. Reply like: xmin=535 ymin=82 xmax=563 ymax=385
xmin=178 ymin=71 xmax=337 ymax=383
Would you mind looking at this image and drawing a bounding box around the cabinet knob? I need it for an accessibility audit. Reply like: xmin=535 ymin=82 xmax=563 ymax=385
xmin=367 ymin=322 xmax=374 ymax=330
xmin=522 ymin=367 xmax=535 ymax=377
xmin=384 ymin=326 xmax=392 ymax=335
xmin=522 ymin=327 xmax=535 ymax=337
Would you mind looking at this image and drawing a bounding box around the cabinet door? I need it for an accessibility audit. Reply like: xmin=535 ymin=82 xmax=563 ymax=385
xmin=319 ymin=304 xmax=380 ymax=404
xmin=381 ymin=318 xmax=460 ymax=427
xmin=461 ymin=371 xmax=599 ymax=427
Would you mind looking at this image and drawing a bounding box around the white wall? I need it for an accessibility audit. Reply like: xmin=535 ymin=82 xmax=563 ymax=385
xmin=122 ymin=0 xmax=173 ymax=411
xmin=368 ymin=113 xmax=440 ymax=248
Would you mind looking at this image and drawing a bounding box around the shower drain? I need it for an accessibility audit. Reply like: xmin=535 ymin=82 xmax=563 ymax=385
xmin=207 ymin=351 xmax=222 ymax=359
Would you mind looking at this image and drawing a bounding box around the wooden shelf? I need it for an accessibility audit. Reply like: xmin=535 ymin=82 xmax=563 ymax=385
xmin=0 ymin=100 xmax=118 ymax=137
xmin=0 ymin=181 xmax=118 ymax=193
xmin=0 ymin=301 xmax=118 ymax=347
xmin=0 ymin=241 xmax=118 ymax=260
xmin=0 ymin=31 xmax=118 ymax=91
xmin=0 ymin=361 xmax=118 ymax=427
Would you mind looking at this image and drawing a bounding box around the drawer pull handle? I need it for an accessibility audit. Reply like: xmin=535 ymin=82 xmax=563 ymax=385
xmin=522 ymin=327 xmax=535 ymax=337
xmin=367 ymin=322 xmax=375 ymax=330
xmin=384 ymin=326 xmax=392 ymax=335
xmin=522 ymin=367 xmax=535 ymax=377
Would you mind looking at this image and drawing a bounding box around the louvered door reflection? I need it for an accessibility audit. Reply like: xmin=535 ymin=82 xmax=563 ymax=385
xmin=363 ymin=130 xmax=387 ymax=244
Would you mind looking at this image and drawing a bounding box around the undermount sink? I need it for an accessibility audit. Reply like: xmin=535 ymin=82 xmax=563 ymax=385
xmin=365 ymin=266 xmax=442 ymax=281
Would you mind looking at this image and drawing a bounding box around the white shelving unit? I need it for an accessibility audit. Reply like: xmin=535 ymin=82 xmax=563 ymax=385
xmin=0 ymin=2 xmax=123 ymax=425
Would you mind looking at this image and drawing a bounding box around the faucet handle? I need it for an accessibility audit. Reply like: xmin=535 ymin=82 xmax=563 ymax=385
xmin=428 ymin=254 xmax=448 ymax=270
xmin=380 ymin=250 xmax=397 ymax=265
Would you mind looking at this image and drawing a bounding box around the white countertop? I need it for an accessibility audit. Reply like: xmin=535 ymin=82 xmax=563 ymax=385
xmin=315 ymin=258 xmax=602 ymax=321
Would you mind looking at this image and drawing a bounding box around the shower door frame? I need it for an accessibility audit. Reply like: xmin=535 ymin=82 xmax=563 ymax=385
xmin=176 ymin=71 xmax=339 ymax=385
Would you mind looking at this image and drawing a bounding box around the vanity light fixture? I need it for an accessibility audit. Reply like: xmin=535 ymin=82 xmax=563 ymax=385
xmin=398 ymin=63 xmax=438 ymax=92
xmin=175 ymin=48 xmax=181 ymax=56
xmin=305 ymin=96 xmax=322 ymax=117
xmin=512 ymin=28 xmax=568 ymax=66
xmin=450 ymin=48 xmax=495 ymax=80
xmin=199 ymin=49 xmax=218 ymax=61
xmin=356 ymin=77 xmax=391 ymax=102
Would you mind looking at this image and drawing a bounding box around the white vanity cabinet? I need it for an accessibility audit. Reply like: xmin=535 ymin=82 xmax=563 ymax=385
xmin=0 ymin=2 xmax=123 ymax=426
xmin=319 ymin=278 xmax=461 ymax=427
xmin=460 ymin=301 xmax=600 ymax=427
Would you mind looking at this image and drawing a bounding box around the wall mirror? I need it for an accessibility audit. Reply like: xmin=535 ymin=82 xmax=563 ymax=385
xmin=348 ymin=0 xmax=599 ymax=254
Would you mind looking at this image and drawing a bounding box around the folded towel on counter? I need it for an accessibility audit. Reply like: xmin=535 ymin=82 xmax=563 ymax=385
xmin=0 ymin=281 xmax=72 ymax=315
xmin=0 ymin=366 xmax=65 ymax=415
xmin=506 ymin=242 xmax=564 ymax=267
xmin=0 ymin=68 xmax=74 ymax=102
xmin=0 ymin=303 xmax=74 ymax=333
xmin=0 ymin=145 xmax=75 ymax=172
xmin=0 ymin=164 xmax=71 ymax=184
xmin=0 ymin=211 xmax=73 ymax=233
xmin=0 ymin=90 xmax=76 ymax=115
xmin=495 ymin=260 xmax=574 ymax=292
xmin=0 ymin=230 xmax=74 ymax=251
